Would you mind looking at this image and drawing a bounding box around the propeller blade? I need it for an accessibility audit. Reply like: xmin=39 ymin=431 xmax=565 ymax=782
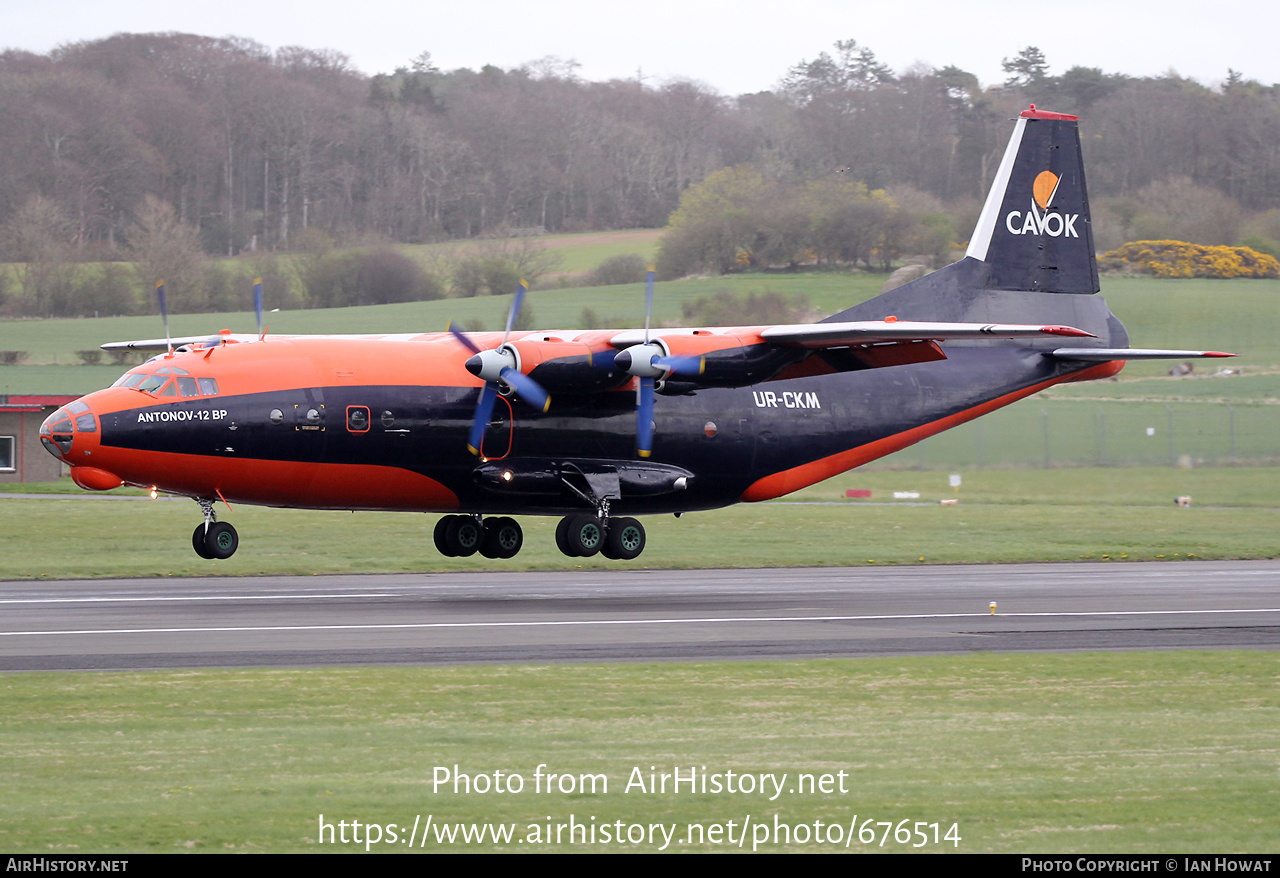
xmin=644 ymin=268 xmax=654 ymax=344
xmin=502 ymin=280 xmax=528 ymax=343
xmin=653 ymin=354 xmax=705 ymax=377
xmin=253 ymin=278 xmax=264 ymax=339
xmin=636 ymin=376 xmax=656 ymax=458
xmin=467 ymin=383 xmax=500 ymax=456
xmin=499 ymin=367 xmax=550 ymax=413
xmin=156 ymin=281 xmax=171 ymax=355
xmin=447 ymin=322 xmax=483 ymax=355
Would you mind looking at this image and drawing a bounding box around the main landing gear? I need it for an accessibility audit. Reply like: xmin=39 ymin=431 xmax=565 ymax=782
xmin=191 ymin=498 xmax=238 ymax=560
xmin=429 ymin=514 xmax=647 ymax=561
xmin=555 ymin=514 xmax=646 ymax=560
xmin=433 ymin=514 xmax=524 ymax=559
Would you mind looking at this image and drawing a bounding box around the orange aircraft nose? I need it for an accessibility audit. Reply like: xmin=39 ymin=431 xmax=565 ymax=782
xmin=38 ymin=406 xmax=76 ymax=461
xmin=40 ymin=399 xmax=124 ymax=490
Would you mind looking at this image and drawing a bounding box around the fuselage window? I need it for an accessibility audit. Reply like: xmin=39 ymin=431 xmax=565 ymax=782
xmin=347 ymin=406 xmax=370 ymax=432
xmin=381 ymin=410 xmax=395 ymax=427
xmin=269 ymin=408 xmax=284 ymax=425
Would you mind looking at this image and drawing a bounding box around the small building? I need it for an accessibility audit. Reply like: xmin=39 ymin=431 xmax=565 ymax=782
xmin=0 ymin=394 xmax=80 ymax=483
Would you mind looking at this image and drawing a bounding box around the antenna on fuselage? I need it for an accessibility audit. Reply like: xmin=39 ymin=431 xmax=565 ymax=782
xmin=156 ymin=281 xmax=172 ymax=357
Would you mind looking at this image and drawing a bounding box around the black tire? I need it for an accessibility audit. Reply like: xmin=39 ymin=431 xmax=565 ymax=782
xmin=446 ymin=516 xmax=482 ymax=557
xmin=204 ymin=521 xmax=239 ymax=560
xmin=605 ymin=517 xmax=645 ymax=561
xmin=192 ymin=524 xmax=215 ymax=560
xmin=555 ymin=516 xmax=576 ymax=557
xmin=565 ymin=514 xmax=603 ymax=557
xmin=433 ymin=516 xmax=456 ymax=556
xmin=482 ymin=517 xmax=523 ymax=559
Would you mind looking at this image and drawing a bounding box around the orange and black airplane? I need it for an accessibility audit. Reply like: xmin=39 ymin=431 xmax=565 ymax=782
xmin=41 ymin=107 xmax=1232 ymax=561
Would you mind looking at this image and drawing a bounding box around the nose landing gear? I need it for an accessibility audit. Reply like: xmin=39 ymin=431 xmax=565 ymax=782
xmin=192 ymin=499 xmax=238 ymax=560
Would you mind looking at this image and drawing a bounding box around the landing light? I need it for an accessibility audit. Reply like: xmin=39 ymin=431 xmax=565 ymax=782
xmin=502 ymin=470 xmax=513 ymax=482
xmin=150 ymin=487 xmax=158 ymax=500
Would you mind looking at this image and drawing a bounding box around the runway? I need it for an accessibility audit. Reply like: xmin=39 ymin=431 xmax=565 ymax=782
xmin=1 ymin=561 xmax=1277 ymax=670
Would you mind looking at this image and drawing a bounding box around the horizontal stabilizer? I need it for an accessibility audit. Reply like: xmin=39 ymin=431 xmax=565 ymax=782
xmin=1048 ymin=349 xmax=1236 ymax=361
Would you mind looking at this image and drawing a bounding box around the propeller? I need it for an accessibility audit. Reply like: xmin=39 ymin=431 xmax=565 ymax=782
xmin=612 ymin=269 xmax=704 ymax=458
xmin=253 ymin=277 xmax=265 ymax=340
xmin=156 ymin=280 xmax=172 ymax=356
xmin=449 ymin=281 xmax=551 ymax=456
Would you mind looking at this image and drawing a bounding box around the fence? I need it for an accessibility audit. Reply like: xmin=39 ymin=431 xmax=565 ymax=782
xmin=873 ymin=398 xmax=1278 ymax=469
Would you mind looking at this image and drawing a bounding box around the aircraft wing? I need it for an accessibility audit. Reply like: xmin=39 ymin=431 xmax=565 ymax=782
xmin=758 ymin=320 xmax=1095 ymax=346
xmin=608 ymin=320 xmax=1094 ymax=350
xmin=101 ymin=334 xmax=261 ymax=351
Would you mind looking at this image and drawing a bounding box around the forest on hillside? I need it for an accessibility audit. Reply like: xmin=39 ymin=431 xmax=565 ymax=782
xmin=1 ymin=34 xmax=1278 ymax=315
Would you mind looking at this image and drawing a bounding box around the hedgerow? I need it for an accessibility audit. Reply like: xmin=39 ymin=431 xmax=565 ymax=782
xmin=1101 ymin=240 xmax=1279 ymax=278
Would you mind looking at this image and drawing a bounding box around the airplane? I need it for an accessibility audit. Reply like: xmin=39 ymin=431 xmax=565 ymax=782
xmin=40 ymin=106 xmax=1233 ymax=562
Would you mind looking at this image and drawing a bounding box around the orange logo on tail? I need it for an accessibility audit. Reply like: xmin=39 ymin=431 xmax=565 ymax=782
xmin=1033 ymin=171 xmax=1060 ymax=209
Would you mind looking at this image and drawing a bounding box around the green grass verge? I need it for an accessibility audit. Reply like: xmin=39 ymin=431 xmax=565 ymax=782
xmin=2 ymin=653 xmax=1276 ymax=852
xmin=1 ymin=467 xmax=1276 ymax=579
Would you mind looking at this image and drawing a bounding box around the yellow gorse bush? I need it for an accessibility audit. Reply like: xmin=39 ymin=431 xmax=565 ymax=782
xmin=1102 ymin=240 xmax=1280 ymax=279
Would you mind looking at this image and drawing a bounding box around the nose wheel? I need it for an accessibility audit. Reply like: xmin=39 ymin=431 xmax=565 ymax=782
xmin=192 ymin=498 xmax=238 ymax=559
xmin=191 ymin=521 xmax=238 ymax=560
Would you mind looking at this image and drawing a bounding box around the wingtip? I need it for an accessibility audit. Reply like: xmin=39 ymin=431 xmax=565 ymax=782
xmin=1042 ymin=325 xmax=1097 ymax=338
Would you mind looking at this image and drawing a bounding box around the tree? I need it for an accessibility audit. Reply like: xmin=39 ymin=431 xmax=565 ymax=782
xmin=656 ymin=165 xmax=766 ymax=277
xmin=127 ymin=194 xmax=206 ymax=311
xmin=1002 ymin=46 xmax=1051 ymax=90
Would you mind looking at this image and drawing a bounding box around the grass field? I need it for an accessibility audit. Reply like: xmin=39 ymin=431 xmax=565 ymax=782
xmin=1 ymin=653 xmax=1276 ymax=853
xmin=1 ymin=467 xmax=1276 ymax=579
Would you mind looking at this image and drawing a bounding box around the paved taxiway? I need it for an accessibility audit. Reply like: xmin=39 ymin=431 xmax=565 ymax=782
xmin=2 ymin=561 xmax=1277 ymax=670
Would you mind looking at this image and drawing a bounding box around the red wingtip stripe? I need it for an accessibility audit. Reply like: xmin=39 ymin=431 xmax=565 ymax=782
xmin=1041 ymin=325 xmax=1097 ymax=337
xmin=1204 ymin=352 xmax=1237 ymax=357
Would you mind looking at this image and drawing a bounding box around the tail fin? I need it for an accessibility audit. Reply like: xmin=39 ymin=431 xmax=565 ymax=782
xmin=965 ymin=106 xmax=1099 ymax=294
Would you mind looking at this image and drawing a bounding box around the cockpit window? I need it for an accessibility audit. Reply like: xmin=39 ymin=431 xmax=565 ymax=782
xmin=112 ymin=373 xmax=146 ymax=389
xmin=114 ymin=366 xmax=219 ymax=397
xmin=137 ymin=374 xmax=168 ymax=394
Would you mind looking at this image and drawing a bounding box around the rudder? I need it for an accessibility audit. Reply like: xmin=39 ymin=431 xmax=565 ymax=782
xmin=965 ymin=106 xmax=1099 ymax=295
